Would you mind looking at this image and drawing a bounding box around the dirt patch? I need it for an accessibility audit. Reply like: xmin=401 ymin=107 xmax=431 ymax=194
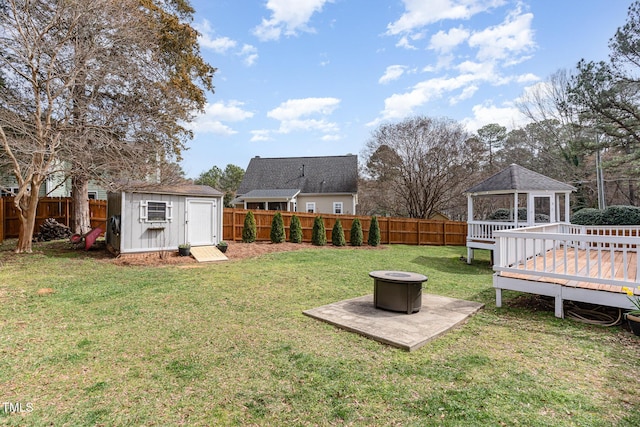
xmin=0 ymin=238 xmax=385 ymax=267
xmin=111 ymin=241 xmax=385 ymax=267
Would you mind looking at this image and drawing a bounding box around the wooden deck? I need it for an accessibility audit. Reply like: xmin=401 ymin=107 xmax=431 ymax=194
xmin=498 ymin=246 xmax=639 ymax=295
xmin=492 ymin=224 xmax=640 ymax=318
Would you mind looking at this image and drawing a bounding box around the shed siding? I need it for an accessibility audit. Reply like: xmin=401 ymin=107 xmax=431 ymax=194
xmin=118 ymin=192 xmax=187 ymax=253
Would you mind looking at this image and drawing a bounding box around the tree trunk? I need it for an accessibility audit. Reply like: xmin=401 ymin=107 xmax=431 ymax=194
xmin=72 ymin=176 xmax=91 ymax=235
xmin=15 ymin=189 xmax=41 ymax=253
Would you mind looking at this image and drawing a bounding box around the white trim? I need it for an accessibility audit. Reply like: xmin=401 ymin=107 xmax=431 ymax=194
xmin=140 ymin=200 xmax=173 ymax=223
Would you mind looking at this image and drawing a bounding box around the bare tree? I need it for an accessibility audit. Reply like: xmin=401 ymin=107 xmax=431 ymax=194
xmin=0 ymin=0 xmax=214 ymax=251
xmin=362 ymin=116 xmax=476 ymax=219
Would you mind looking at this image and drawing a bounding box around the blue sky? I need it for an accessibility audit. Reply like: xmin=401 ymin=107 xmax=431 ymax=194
xmin=182 ymin=0 xmax=632 ymax=178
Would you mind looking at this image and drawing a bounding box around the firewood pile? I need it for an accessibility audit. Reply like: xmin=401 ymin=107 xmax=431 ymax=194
xmin=34 ymin=218 xmax=72 ymax=242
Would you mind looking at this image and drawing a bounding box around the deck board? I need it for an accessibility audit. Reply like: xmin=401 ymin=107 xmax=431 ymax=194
xmin=499 ymin=247 xmax=637 ymax=295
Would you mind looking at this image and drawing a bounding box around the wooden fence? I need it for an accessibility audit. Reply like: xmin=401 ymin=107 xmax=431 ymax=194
xmin=0 ymin=197 xmax=107 ymax=242
xmin=223 ymin=209 xmax=467 ymax=246
xmin=0 ymin=200 xmax=466 ymax=247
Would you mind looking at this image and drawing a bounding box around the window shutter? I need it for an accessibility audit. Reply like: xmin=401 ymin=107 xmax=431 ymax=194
xmin=166 ymin=202 xmax=173 ymax=222
xmin=140 ymin=201 xmax=148 ymax=222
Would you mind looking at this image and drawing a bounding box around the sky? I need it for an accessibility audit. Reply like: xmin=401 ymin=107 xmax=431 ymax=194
xmin=181 ymin=0 xmax=633 ymax=178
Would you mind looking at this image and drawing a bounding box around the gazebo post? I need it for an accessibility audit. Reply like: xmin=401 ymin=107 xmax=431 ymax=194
xmin=467 ymin=194 xmax=474 ymax=264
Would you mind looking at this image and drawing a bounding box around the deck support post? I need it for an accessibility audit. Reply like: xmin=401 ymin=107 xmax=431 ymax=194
xmin=495 ymin=288 xmax=502 ymax=307
xmin=554 ymin=296 xmax=564 ymax=318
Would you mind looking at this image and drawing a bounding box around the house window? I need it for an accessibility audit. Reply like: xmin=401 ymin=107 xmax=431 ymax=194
xmin=333 ymin=202 xmax=343 ymax=214
xmin=1 ymin=187 xmax=19 ymax=197
xmin=88 ymin=192 xmax=97 ymax=200
xmin=140 ymin=200 xmax=173 ymax=222
xmin=306 ymin=202 xmax=316 ymax=213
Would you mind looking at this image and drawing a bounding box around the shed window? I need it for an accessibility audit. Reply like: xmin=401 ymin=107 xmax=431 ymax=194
xmin=140 ymin=200 xmax=173 ymax=222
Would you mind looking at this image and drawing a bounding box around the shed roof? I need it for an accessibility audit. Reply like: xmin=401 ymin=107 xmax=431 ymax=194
xmin=237 ymin=155 xmax=358 ymax=195
xmin=465 ymin=164 xmax=576 ymax=194
xmin=125 ymin=184 xmax=223 ymax=197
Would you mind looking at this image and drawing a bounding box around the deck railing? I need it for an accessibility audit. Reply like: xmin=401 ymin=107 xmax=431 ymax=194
xmin=467 ymin=221 xmax=521 ymax=242
xmin=494 ymin=223 xmax=640 ymax=287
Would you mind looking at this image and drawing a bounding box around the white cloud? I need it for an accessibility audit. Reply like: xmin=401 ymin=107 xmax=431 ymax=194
xmin=429 ymin=26 xmax=470 ymax=53
xmin=196 ymin=20 xmax=259 ymax=67
xmin=379 ymin=65 xmax=408 ymax=84
xmin=462 ymin=102 xmax=528 ymax=133
xmin=253 ymin=0 xmax=333 ymax=41
xmin=387 ymin=0 xmax=506 ymax=35
xmin=268 ymin=97 xmax=340 ymax=121
xmin=191 ymin=100 xmax=254 ymax=135
xmin=239 ymin=44 xmax=258 ymax=67
xmin=250 ymin=130 xmax=273 ymax=142
xmin=369 ymin=73 xmax=484 ymax=125
xmin=265 ymin=97 xmax=341 ymax=135
xmin=468 ymin=8 xmax=535 ymax=63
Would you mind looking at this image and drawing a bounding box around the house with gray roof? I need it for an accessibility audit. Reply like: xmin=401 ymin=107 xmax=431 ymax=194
xmin=464 ymin=164 xmax=575 ymax=264
xmin=233 ymin=155 xmax=358 ymax=214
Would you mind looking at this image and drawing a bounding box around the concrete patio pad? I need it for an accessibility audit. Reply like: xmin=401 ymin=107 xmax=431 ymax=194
xmin=303 ymin=294 xmax=484 ymax=351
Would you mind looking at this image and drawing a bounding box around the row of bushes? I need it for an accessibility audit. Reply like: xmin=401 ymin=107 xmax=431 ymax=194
xmin=487 ymin=208 xmax=550 ymax=223
xmin=571 ymin=205 xmax=640 ymax=225
xmin=241 ymin=211 xmax=382 ymax=246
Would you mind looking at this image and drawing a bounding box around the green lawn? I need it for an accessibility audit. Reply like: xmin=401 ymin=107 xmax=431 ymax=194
xmin=1 ymin=241 xmax=639 ymax=426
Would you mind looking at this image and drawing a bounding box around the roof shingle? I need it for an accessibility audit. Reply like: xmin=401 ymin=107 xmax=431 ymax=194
xmin=237 ymin=155 xmax=358 ymax=195
xmin=465 ymin=164 xmax=576 ymax=194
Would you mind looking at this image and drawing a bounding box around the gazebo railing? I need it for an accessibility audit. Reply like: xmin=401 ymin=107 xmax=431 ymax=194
xmin=467 ymin=221 xmax=521 ymax=242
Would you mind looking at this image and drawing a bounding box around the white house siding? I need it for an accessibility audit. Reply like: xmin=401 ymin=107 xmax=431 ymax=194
xmin=297 ymin=194 xmax=357 ymax=215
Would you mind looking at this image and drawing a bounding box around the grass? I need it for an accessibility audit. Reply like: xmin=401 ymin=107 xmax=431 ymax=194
xmin=0 ymin=240 xmax=639 ymax=426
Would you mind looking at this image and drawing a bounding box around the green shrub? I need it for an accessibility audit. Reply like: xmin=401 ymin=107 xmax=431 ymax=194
xmin=311 ymin=216 xmax=326 ymax=246
xmin=601 ymin=205 xmax=640 ymax=225
xmin=350 ymin=218 xmax=363 ymax=246
xmin=571 ymin=208 xmax=603 ymax=225
xmin=289 ymin=215 xmax=302 ymax=243
xmin=270 ymin=212 xmax=285 ymax=243
xmin=331 ymin=219 xmax=346 ymax=246
xmin=242 ymin=211 xmax=257 ymax=243
xmin=368 ymin=216 xmax=381 ymax=247
xmin=487 ymin=208 xmax=527 ymax=221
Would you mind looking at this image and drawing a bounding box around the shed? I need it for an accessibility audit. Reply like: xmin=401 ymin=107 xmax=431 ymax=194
xmin=465 ymin=164 xmax=575 ymax=263
xmin=106 ymin=184 xmax=223 ymax=255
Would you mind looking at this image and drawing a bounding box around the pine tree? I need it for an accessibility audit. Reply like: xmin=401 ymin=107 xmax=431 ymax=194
xmin=311 ymin=216 xmax=326 ymax=246
xmin=331 ymin=219 xmax=346 ymax=246
xmin=270 ymin=212 xmax=285 ymax=243
xmin=290 ymin=215 xmax=303 ymax=243
xmin=368 ymin=216 xmax=381 ymax=246
xmin=242 ymin=211 xmax=257 ymax=243
xmin=350 ymin=218 xmax=363 ymax=246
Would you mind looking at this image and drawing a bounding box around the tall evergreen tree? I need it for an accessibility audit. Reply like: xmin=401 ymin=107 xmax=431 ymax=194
xmin=270 ymin=212 xmax=285 ymax=243
xmin=242 ymin=211 xmax=257 ymax=243
xmin=350 ymin=218 xmax=363 ymax=246
xmin=331 ymin=219 xmax=346 ymax=246
xmin=289 ymin=215 xmax=303 ymax=243
xmin=368 ymin=216 xmax=381 ymax=246
xmin=311 ymin=216 xmax=326 ymax=246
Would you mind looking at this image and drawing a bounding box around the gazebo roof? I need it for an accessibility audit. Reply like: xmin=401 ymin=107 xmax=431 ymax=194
xmin=465 ymin=164 xmax=576 ymax=194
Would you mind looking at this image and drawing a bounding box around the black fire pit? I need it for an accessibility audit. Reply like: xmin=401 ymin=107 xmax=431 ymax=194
xmin=369 ymin=270 xmax=428 ymax=314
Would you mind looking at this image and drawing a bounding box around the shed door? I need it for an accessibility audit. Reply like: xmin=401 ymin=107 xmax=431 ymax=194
xmin=186 ymin=199 xmax=217 ymax=246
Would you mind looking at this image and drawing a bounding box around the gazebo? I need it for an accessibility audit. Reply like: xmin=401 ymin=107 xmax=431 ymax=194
xmin=464 ymin=164 xmax=575 ymax=264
